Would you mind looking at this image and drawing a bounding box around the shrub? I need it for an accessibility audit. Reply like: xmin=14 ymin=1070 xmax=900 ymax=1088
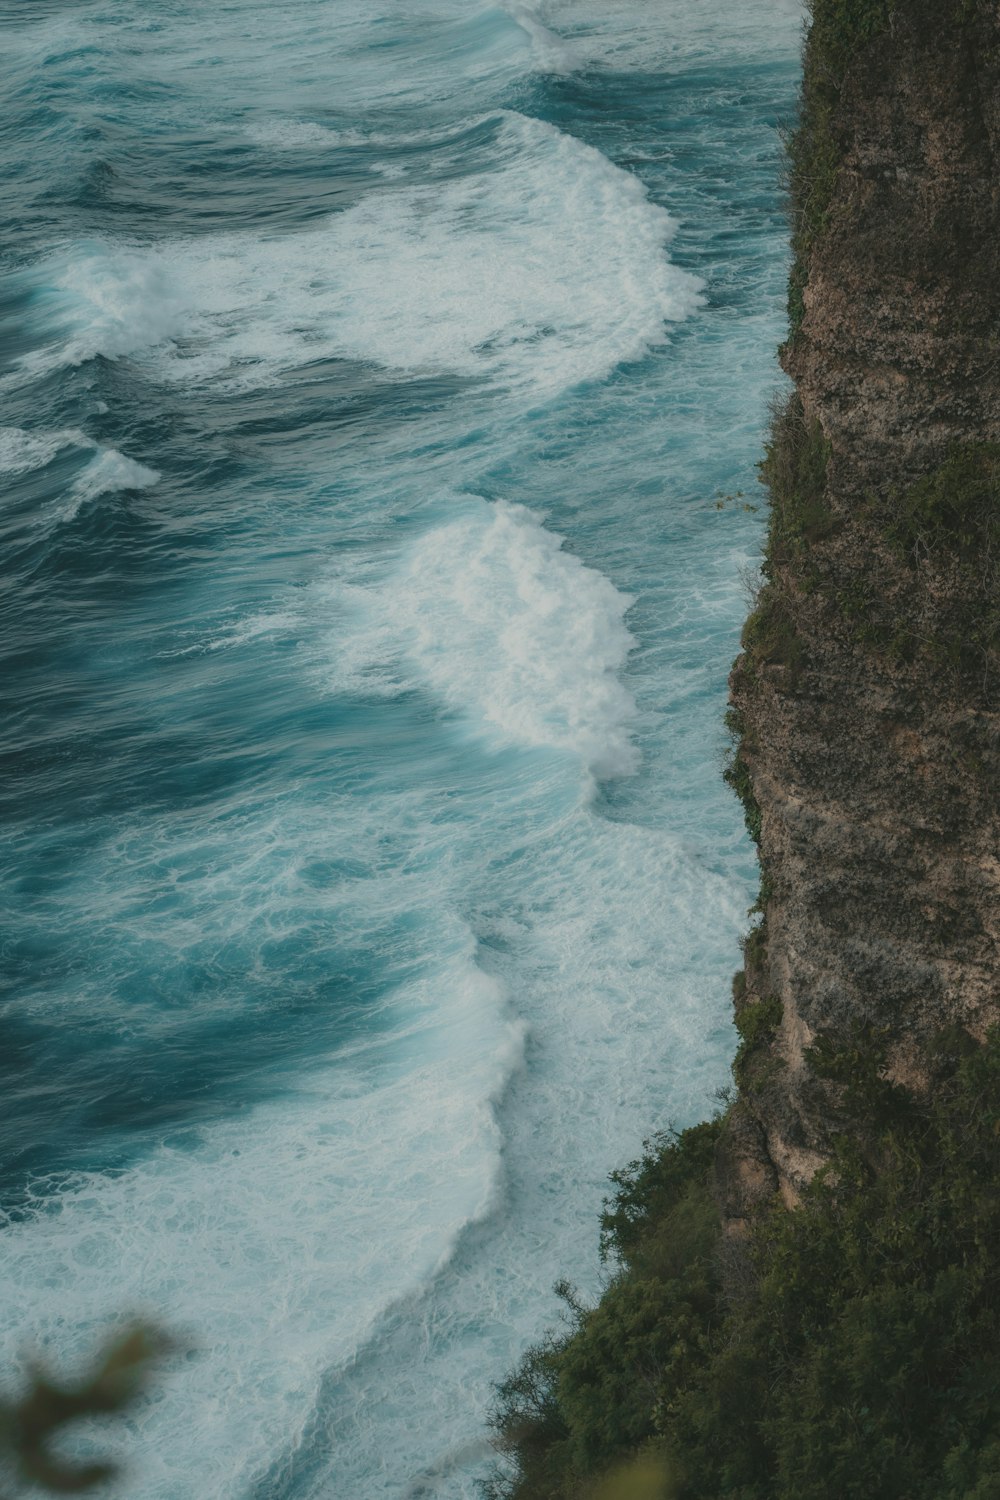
xmin=732 ymin=997 xmax=783 ymax=1089
xmin=757 ymin=395 xmax=832 ymax=570
xmin=488 ymin=1030 xmax=1000 ymax=1500
xmin=886 ymin=444 xmax=1000 ymax=567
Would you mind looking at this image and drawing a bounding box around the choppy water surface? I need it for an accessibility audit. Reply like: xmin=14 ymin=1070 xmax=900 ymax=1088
xmin=0 ymin=1 xmax=801 ymax=1494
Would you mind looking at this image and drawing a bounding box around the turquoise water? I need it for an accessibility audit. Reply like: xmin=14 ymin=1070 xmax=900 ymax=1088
xmin=0 ymin=1 xmax=801 ymax=1494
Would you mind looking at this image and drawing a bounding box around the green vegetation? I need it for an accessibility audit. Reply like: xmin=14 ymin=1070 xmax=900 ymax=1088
xmin=722 ymin=714 xmax=761 ymax=847
xmin=727 ymin=394 xmax=829 ymax=693
xmin=487 ymin=1029 xmax=1000 ymax=1500
xmin=740 ymin=921 xmax=768 ymax=978
xmin=750 ymin=405 xmax=1000 ymax=687
xmin=757 ymin=395 xmax=831 ymax=571
xmin=732 ymin=995 xmax=783 ymax=1089
xmin=739 ymin=590 xmax=803 ymax=675
xmin=858 ymin=443 xmax=1000 ymax=681
xmin=787 ymin=0 xmax=894 ymax=334
xmin=722 ymin=751 xmax=760 ymax=845
xmin=721 ymin=400 xmax=829 ymax=861
xmin=886 ymin=443 xmax=1000 ymax=567
xmin=485 ymin=1123 xmax=721 ymax=1500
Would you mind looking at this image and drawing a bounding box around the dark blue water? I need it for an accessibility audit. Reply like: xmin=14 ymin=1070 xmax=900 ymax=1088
xmin=0 ymin=1 xmax=801 ymax=1493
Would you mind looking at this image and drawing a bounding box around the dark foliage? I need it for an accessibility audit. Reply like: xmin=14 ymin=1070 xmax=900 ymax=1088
xmin=757 ymin=394 xmax=831 ymax=571
xmin=488 ymin=1030 xmax=1000 ymax=1500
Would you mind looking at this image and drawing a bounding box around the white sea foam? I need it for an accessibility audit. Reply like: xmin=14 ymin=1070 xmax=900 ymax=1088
xmin=265 ymin=811 xmax=750 ymax=1500
xmin=502 ymin=3 xmax=580 ymax=72
xmin=17 ymin=113 xmax=702 ymax=399
xmin=0 ymin=426 xmax=159 ymax=519
xmin=534 ymin=0 xmax=803 ymax=72
xmin=70 ymin=448 xmax=160 ymax=503
xmin=0 ymin=425 xmax=90 ymax=473
xmin=244 ymin=119 xmax=347 ymax=148
xmin=117 ymin=0 xmax=542 ymax=115
xmin=31 ymin=245 xmax=193 ymax=371
xmin=0 ymin=947 xmax=525 ymax=1500
xmin=325 ymin=499 xmax=639 ymax=779
xmin=243 ymin=119 xmax=424 ymax=179
xmin=243 ymin=119 xmax=447 ymax=151
xmin=205 ymin=609 xmax=302 ymax=652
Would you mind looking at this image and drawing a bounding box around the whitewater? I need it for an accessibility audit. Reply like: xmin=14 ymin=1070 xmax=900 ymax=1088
xmin=0 ymin=1 xmax=801 ymax=1495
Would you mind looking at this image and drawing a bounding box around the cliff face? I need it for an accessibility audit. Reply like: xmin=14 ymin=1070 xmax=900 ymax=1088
xmin=723 ymin=0 xmax=1000 ymax=1217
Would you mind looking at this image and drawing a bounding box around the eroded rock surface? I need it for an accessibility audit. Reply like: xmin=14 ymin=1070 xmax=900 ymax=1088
xmin=722 ymin=0 xmax=1000 ymax=1217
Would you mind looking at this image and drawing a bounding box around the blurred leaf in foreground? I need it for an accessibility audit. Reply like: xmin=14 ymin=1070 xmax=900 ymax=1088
xmin=0 ymin=1322 xmax=173 ymax=1495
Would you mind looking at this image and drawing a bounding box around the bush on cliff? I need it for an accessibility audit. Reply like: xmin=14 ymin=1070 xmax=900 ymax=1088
xmin=486 ymin=1028 xmax=1000 ymax=1500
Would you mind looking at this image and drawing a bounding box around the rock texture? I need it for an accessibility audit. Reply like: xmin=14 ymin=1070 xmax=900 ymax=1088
xmin=791 ymin=2 xmax=1000 ymax=494
xmin=721 ymin=0 xmax=1000 ymax=1219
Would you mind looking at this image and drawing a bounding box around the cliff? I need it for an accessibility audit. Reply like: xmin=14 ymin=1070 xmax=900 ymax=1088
xmin=722 ymin=0 xmax=1000 ymax=1218
xmin=488 ymin=5 xmax=1000 ymax=1496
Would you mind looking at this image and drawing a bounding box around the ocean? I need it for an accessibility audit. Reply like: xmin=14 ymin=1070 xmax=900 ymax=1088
xmin=0 ymin=1 xmax=801 ymax=1494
